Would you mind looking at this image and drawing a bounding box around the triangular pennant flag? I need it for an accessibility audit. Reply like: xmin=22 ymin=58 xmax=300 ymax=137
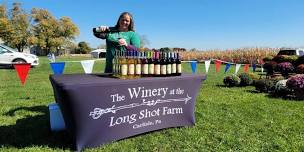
xmin=190 ymin=61 xmax=197 ymax=74
xmin=244 ymin=64 xmax=249 ymax=73
xmin=215 ymin=60 xmax=221 ymax=73
xmin=13 ymin=63 xmax=31 ymax=85
xmin=224 ymin=63 xmax=231 ymax=73
xmin=205 ymin=60 xmax=211 ymax=73
xmin=235 ymin=64 xmax=241 ymax=74
xmin=50 ymin=62 xmax=65 ymax=75
xmin=259 ymin=58 xmax=264 ymax=65
xmin=81 ymin=60 xmax=95 ymax=74
xmin=252 ymin=64 xmax=257 ymax=72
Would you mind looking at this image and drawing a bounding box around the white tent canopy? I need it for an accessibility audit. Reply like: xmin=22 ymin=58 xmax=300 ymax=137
xmin=91 ymin=49 xmax=106 ymax=58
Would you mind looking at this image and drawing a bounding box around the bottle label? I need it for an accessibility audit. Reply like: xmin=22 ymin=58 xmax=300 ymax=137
xmin=177 ymin=64 xmax=182 ymax=73
xmin=155 ymin=64 xmax=160 ymax=75
xmin=143 ymin=64 xmax=149 ymax=74
xmin=149 ymin=64 xmax=154 ymax=75
xmin=121 ymin=64 xmax=128 ymax=76
xmin=161 ymin=65 xmax=167 ymax=75
xmin=166 ymin=64 xmax=172 ymax=74
xmin=136 ymin=64 xmax=141 ymax=75
xmin=115 ymin=63 xmax=119 ymax=74
xmin=172 ymin=63 xmax=176 ymax=73
xmin=128 ymin=64 xmax=135 ymax=75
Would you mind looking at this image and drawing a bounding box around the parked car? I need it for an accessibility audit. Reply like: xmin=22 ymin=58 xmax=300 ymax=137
xmin=277 ymin=49 xmax=304 ymax=56
xmin=0 ymin=44 xmax=39 ymax=67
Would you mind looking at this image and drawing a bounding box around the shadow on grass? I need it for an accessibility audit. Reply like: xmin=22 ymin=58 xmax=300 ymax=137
xmin=244 ymin=90 xmax=262 ymax=94
xmin=0 ymin=65 xmax=13 ymax=69
xmin=216 ymin=84 xmax=228 ymax=88
xmin=245 ymin=89 xmax=303 ymax=101
xmin=216 ymin=84 xmax=252 ymax=88
xmin=0 ymin=106 xmax=73 ymax=150
xmin=265 ymin=94 xmax=303 ymax=101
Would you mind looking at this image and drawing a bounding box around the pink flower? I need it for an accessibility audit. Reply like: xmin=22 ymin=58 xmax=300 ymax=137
xmin=287 ymin=74 xmax=304 ymax=90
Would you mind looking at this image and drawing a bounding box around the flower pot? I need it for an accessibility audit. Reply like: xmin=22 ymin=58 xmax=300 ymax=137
xmin=294 ymin=89 xmax=304 ymax=100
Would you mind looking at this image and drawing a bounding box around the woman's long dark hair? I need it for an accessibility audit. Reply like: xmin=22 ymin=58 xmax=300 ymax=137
xmin=115 ymin=12 xmax=135 ymax=31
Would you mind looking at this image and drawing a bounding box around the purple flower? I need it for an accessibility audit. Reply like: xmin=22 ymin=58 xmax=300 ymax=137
xmin=277 ymin=62 xmax=294 ymax=76
xmin=286 ymin=74 xmax=304 ymax=90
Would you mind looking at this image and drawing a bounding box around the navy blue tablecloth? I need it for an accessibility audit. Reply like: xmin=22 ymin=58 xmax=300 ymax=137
xmin=50 ymin=73 xmax=206 ymax=151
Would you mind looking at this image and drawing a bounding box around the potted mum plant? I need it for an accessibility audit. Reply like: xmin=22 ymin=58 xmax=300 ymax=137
xmin=276 ymin=62 xmax=294 ymax=78
xmin=286 ymin=74 xmax=304 ymax=100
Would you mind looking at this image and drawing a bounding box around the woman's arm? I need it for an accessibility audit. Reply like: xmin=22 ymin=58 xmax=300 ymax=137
xmin=93 ymin=33 xmax=107 ymax=39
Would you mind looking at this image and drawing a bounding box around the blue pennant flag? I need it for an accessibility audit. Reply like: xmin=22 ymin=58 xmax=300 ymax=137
xmin=50 ymin=62 xmax=65 ymax=75
xmin=252 ymin=63 xmax=257 ymax=72
xmin=224 ymin=63 xmax=231 ymax=73
xmin=190 ymin=61 xmax=197 ymax=74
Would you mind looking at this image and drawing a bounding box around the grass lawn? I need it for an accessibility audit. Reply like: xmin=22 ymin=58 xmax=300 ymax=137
xmin=0 ymin=56 xmax=303 ymax=152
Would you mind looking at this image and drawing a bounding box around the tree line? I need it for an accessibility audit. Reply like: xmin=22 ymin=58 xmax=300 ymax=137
xmin=0 ymin=3 xmax=94 ymax=55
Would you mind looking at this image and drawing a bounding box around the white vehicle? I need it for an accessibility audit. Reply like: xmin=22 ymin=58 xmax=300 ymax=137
xmin=277 ymin=48 xmax=304 ymax=56
xmin=0 ymin=44 xmax=39 ymax=67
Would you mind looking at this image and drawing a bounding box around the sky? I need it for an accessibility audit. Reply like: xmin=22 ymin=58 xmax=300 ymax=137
xmin=1 ymin=0 xmax=304 ymax=50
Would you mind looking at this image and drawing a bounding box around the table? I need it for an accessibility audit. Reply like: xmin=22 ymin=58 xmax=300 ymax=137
xmin=50 ymin=73 xmax=206 ymax=151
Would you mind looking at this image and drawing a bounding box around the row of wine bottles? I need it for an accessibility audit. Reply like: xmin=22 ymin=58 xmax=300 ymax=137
xmin=112 ymin=50 xmax=182 ymax=79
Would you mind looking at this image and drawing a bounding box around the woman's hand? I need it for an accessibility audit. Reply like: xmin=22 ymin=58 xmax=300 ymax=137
xmin=118 ymin=38 xmax=128 ymax=46
xmin=97 ymin=26 xmax=109 ymax=32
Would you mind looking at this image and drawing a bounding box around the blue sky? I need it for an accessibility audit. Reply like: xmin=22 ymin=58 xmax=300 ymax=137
xmin=2 ymin=0 xmax=304 ymax=50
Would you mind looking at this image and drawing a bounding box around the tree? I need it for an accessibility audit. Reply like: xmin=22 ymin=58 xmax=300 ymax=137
xmin=62 ymin=40 xmax=78 ymax=54
xmin=140 ymin=35 xmax=149 ymax=48
xmin=189 ymin=48 xmax=197 ymax=52
xmin=0 ymin=4 xmax=6 ymax=18
xmin=77 ymin=41 xmax=91 ymax=54
xmin=97 ymin=43 xmax=107 ymax=49
xmin=0 ymin=3 xmax=32 ymax=52
xmin=160 ymin=47 xmax=171 ymax=52
xmin=0 ymin=5 xmax=10 ymax=42
xmin=30 ymin=8 xmax=79 ymax=55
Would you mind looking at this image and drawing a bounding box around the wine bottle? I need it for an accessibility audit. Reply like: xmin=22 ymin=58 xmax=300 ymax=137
xmin=171 ymin=52 xmax=177 ymax=76
xmin=117 ymin=49 xmax=122 ymax=78
xmin=135 ymin=51 xmax=142 ymax=78
xmin=93 ymin=27 xmax=119 ymax=39
xmin=128 ymin=50 xmax=135 ymax=79
xmin=120 ymin=50 xmax=128 ymax=79
xmin=160 ymin=52 xmax=167 ymax=76
xmin=93 ymin=27 xmax=119 ymax=34
xmin=148 ymin=51 xmax=154 ymax=76
xmin=176 ymin=52 xmax=182 ymax=76
xmin=154 ymin=51 xmax=161 ymax=77
xmin=166 ymin=52 xmax=172 ymax=76
xmin=142 ymin=51 xmax=149 ymax=77
xmin=112 ymin=50 xmax=117 ymax=76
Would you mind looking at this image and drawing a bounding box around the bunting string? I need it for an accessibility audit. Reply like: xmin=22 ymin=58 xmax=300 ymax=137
xmin=56 ymin=58 xmax=105 ymax=63
xmin=181 ymin=58 xmax=263 ymax=66
xmin=182 ymin=58 xmax=264 ymax=74
xmin=47 ymin=57 xmax=264 ymax=76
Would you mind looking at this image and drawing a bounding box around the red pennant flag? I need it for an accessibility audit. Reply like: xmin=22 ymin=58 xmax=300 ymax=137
xmin=215 ymin=60 xmax=221 ymax=73
xmin=259 ymin=58 xmax=264 ymax=64
xmin=13 ymin=63 xmax=31 ymax=85
xmin=244 ymin=64 xmax=249 ymax=73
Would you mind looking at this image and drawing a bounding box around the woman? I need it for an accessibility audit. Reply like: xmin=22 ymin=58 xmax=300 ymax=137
xmin=94 ymin=12 xmax=141 ymax=73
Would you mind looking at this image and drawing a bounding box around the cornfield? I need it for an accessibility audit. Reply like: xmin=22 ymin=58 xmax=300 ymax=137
xmin=180 ymin=47 xmax=279 ymax=64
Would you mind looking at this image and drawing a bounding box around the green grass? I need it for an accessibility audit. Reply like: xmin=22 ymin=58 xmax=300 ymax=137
xmin=0 ymin=57 xmax=303 ymax=152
